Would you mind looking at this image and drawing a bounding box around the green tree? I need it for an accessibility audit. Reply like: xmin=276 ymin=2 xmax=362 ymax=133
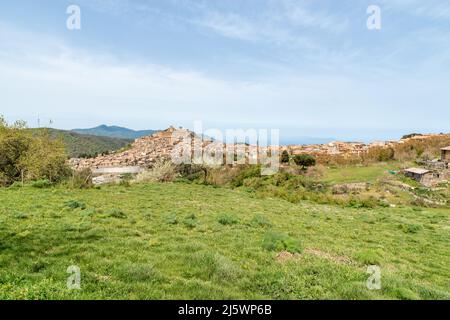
xmin=0 ymin=117 xmax=32 ymax=185
xmin=293 ymin=154 xmax=316 ymax=169
xmin=280 ymin=150 xmax=290 ymax=164
xmin=0 ymin=116 xmax=70 ymax=186
xmin=19 ymin=129 xmax=70 ymax=183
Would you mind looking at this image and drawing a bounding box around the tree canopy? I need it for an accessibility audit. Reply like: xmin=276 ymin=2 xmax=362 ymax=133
xmin=0 ymin=116 xmax=70 ymax=186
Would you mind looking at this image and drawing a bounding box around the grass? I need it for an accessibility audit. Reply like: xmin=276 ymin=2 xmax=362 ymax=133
xmin=323 ymin=163 xmax=401 ymax=184
xmin=0 ymin=182 xmax=449 ymax=300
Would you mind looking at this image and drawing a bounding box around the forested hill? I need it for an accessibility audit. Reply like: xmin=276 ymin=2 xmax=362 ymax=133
xmin=29 ymin=128 xmax=132 ymax=158
xmin=72 ymin=125 xmax=157 ymax=140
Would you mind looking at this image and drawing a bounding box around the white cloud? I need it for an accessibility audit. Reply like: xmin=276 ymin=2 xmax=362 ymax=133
xmin=191 ymin=0 xmax=348 ymax=48
xmin=382 ymin=0 xmax=450 ymax=20
xmin=0 ymin=22 xmax=448 ymax=139
xmin=280 ymin=0 xmax=349 ymax=33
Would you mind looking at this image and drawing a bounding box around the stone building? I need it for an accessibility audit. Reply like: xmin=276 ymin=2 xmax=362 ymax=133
xmin=441 ymin=147 xmax=450 ymax=163
xmin=404 ymin=168 xmax=434 ymax=186
xmin=403 ymin=168 xmax=445 ymax=187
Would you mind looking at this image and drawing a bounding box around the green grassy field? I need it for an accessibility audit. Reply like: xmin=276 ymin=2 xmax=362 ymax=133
xmin=0 ymin=182 xmax=448 ymax=300
xmin=323 ymin=163 xmax=403 ymax=184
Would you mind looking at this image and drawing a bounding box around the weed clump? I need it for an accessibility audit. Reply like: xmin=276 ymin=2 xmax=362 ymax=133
xmin=13 ymin=212 xmax=28 ymax=219
xmin=262 ymin=232 xmax=302 ymax=254
xmin=190 ymin=252 xmax=241 ymax=282
xmin=32 ymin=180 xmax=52 ymax=189
xmin=107 ymin=208 xmax=127 ymax=219
xmin=250 ymin=214 xmax=272 ymax=227
xmin=354 ymin=250 xmax=381 ymax=265
xmin=218 ymin=213 xmax=239 ymax=225
xmin=165 ymin=213 xmax=178 ymax=225
xmin=183 ymin=214 xmax=198 ymax=229
xmin=399 ymin=223 xmax=422 ymax=234
xmin=134 ymin=160 xmax=178 ymax=183
xmin=65 ymin=200 xmax=86 ymax=210
xmin=68 ymin=169 xmax=93 ymax=189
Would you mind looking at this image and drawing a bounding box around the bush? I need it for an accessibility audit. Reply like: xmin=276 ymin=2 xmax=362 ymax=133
xmin=183 ymin=214 xmax=198 ymax=229
xmin=65 ymin=200 xmax=87 ymax=210
xmin=231 ymin=165 xmax=261 ymax=187
xmin=354 ymin=250 xmax=381 ymax=265
xmin=107 ymin=208 xmax=127 ymax=219
xmin=377 ymin=147 xmax=395 ymax=162
xmin=280 ymin=150 xmax=290 ymax=164
xmin=293 ymin=154 xmax=316 ymax=169
xmin=399 ymin=223 xmax=422 ymax=234
xmin=262 ymin=232 xmax=302 ymax=254
xmin=0 ymin=118 xmax=70 ymax=186
xmin=31 ymin=179 xmax=53 ymax=189
xmin=68 ymin=169 xmax=93 ymax=189
xmin=164 ymin=213 xmax=178 ymax=225
xmin=189 ymin=252 xmax=241 ymax=282
xmin=176 ymin=164 xmax=207 ymax=182
xmin=250 ymin=214 xmax=272 ymax=227
xmin=134 ymin=159 xmax=178 ymax=183
xmin=218 ymin=213 xmax=239 ymax=225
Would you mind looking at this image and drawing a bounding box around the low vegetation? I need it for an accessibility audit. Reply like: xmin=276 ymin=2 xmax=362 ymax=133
xmin=0 ymin=183 xmax=448 ymax=299
xmin=0 ymin=117 xmax=70 ymax=187
xmin=0 ymin=116 xmax=448 ymax=300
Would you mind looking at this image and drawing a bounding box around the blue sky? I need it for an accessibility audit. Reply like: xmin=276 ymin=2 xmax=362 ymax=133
xmin=0 ymin=0 xmax=449 ymax=142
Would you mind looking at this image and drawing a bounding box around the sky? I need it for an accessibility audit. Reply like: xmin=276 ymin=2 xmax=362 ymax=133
xmin=0 ymin=0 xmax=449 ymax=143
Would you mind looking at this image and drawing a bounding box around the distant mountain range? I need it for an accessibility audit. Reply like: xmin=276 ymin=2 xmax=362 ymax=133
xmin=29 ymin=128 xmax=133 ymax=158
xmin=72 ymin=125 xmax=158 ymax=140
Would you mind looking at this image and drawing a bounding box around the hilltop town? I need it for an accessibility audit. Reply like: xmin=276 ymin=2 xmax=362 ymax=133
xmin=70 ymin=126 xmax=450 ymax=172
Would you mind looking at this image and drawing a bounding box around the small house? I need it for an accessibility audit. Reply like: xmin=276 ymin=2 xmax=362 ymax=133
xmin=404 ymin=168 xmax=433 ymax=186
xmin=404 ymin=167 xmax=446 ymax=187
xmin=441 ymin=147 xmax=450 ymax=163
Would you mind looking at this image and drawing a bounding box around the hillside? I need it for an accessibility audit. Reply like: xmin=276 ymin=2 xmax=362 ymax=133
xmin=72 ymin=125 xmax=157 ymax=140
xmin=0 ymin=182 xmax=448 ymax=299
xmin=29 ymin=128 xmax=132 ymax=158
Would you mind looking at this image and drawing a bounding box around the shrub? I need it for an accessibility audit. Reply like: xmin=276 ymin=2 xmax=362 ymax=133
xmin=399 ymin=223 xmax=422 ymax=234
xmin=304 ymin=164 xmax=326 ymax=179
xmin=13 ymin=212 xmax=28 ymax=219
xmin=0 ymin=118 xmax=70 ymax=186
xmin=107 ymin=208 xmax=127 ymax=219
xmin=377 ymin=147 xmax=395 ymax=162
xmin=134 ymin=159 xmax=178 ymax=183
xmin=346 ymin=196 xmax=379 ymax=208
xmin=353 ymin=250 xmax=381 ymax=265
xmin=117 ymin=263 xmax=157 ymax=282
xmin=231 ymin=165 xmax=261 ymax=187
xmin=205 ymin=166 xmax=243 ymax=186
xmin=190 ymin=252 xmax=241 ymax=282
xmin=65 ymin=200 xmax=86 ymax=210
xmin=164 ymin=213 xmax=178 ymax=225
xmin=250 ymin=214 xmax=272 ymax=227
xmin=119 ymin=174 xmax=132 ymax=187
xmin=68 ymin=169 xmax=93 ymax=189
xmin=280 ymin=150 xmax=290 ymax=164
xmin=31 ymin=179 xmax=53 ymax=189
xmin=293 ymin=154 xmax=316 ymax=169
xmin=262 ymin=231 xmax=302 ymax=254
xmin=218 ymin=213 xmax=239 ymax=225
xmin=176 ymin=164 xmax=207 ymax=182
xmin=183 ymin=214 xmax=198 ymax=229
xmin=402 ymin=133 xmax=422 ymax=140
